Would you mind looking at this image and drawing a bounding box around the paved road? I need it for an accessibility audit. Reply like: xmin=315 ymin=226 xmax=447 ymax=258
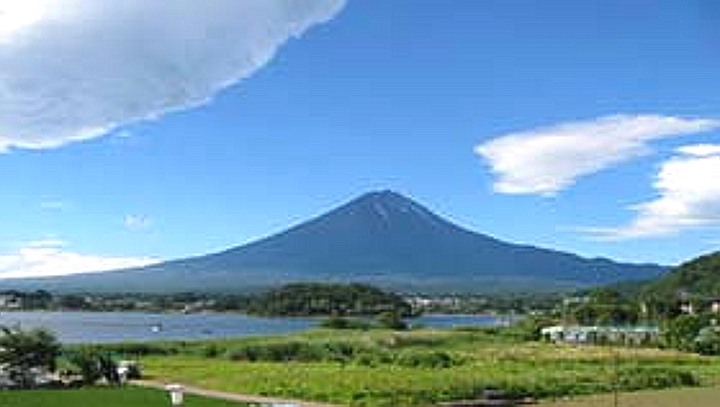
xmin=132 ymin=379 xmax=343 ymax=407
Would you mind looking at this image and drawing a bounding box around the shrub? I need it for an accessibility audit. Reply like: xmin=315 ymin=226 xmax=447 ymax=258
xmin=376 ymin=312 xmax=408 ymax=331
xmin=353 ymin=349 xmax=393 ymax=366
xmin=65 ymin=349 xmax=123 ymax=386
xmin=65 ymin=349 xmax=102 ymax=385
xmin=503 ymin=315 xmax=557 ymax=341
xmin=92 ymin=342 xmax=175 ymax=357
xmin=394 ymin=350 xmax=459 ymax=368
xmin=119 ymin=361 xmax=142 ymax=380
xmin=320 ymin=316 xmax=371 ymax=330
xmin=226 ymin=340 xmax=365 ymax=363
xmin=617 ymin=366 xmax=698 ymax=390
xmin=693 ymin=326 xmax=720 ymax=355
xmin=201 ymin=344 xmax=222 ymax=358
xmin=662 ymin=314 xmax=711 ymax=351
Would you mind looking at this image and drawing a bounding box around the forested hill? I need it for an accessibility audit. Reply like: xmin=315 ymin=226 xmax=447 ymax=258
xmin=643 ymin=252 xmax=720 ymax=298
xmin=246 ymin=283 xmax=412 ymax=317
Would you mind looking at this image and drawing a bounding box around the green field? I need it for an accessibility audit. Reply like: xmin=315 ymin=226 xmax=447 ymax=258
xmin=0 ymin=387 xmax=249 ymax=407
xmin=111 ymin=328 xmax=720 ymax=406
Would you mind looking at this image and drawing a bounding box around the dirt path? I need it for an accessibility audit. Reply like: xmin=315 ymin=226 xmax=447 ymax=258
xmin=537 ymin=386 xmax=720 ymax=407
xmin=132 ymin=379 xmax=343 ymax=407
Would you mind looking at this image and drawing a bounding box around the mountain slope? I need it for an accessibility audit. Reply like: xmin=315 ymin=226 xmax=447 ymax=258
xmin=3 ymin=191 xmax=667 ymax=293
xmin=642 ymin=251 xmax=720 ymax=298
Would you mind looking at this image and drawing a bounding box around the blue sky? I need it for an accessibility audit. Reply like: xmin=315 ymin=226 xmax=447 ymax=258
xmin=0 ymin=0 xmax=719 ymax=277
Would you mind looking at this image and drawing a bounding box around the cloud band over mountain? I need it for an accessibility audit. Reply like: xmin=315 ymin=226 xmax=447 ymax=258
xmin=0 ymin=240 xmax=156 ymax=279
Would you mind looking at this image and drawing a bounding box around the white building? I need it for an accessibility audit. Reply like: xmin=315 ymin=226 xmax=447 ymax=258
xmin=0 ymin=295 xmax=21 ymax=310
xmin=541 ymin=325 xmax=660 ymax=345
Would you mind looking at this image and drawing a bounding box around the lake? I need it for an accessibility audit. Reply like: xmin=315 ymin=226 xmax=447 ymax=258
xmin=0 ymin=311 xmax=507 ymax=344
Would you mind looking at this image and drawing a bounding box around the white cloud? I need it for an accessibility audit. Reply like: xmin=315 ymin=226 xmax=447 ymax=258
xmin=476 ymin=115 xmax=720 ymax=196
xmin=0 ymin=2 xmax=48 ymax=41
xmin=587 ymin=145 xmax=720 ymax=239
xmin=0 ymin=239 xmax=157 ymax=279
xmin=0 ymin=0 xmax=345 ymax=151
xmin=124 ymin=214 xmax=151 ymax=231
xmin=676 ymin=144 xmax=720 ymax=157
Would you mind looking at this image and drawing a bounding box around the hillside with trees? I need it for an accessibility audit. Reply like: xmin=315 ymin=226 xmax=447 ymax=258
xmin=246 ymin=282 xmax=413 ymax=317
xmin=643 ymin=252 xmax=720 ymax=299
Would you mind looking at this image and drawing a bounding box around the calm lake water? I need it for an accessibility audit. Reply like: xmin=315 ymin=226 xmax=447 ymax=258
xmin=0 ymin=311 xmax=506 ymax=344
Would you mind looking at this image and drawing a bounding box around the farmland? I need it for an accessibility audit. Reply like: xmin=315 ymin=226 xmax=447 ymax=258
xmin=110 ymin=328 xmax=720 ymax=406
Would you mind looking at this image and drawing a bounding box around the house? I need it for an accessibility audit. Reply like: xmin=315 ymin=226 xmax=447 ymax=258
xmin=677 ymin=298 xmax=720 ymax=315
xmin=680 ymin=301 xmax=695 ymax=315
xmin=0 ymin=294 xmax=21 ymax=310
xmin=0 ymin=365 xmax=59 ymax=389
xmin=709 ymin=299 xmax=720 ymax=314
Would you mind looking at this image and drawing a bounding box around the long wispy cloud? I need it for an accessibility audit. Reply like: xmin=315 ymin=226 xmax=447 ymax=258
xmin=586 ymin=144 xmax=720 ymax=239
xmin=0 ymin=240 xmax=157 ymax=279
xmin=0 ymin=0 xmax=345 ymax=151
xmin=476 ymin=115 xmax=720 ymax=196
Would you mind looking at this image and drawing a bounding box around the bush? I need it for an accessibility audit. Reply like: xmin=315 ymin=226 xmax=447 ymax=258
xmin=65 ymin=349 xmax=122 ymax=386
xmin=119 ymin=360 xmax=142 ymax=380
xmin=376 ymin=312 xmax=408 ymax=331
xmin=353 ymin=349 xmax=393 ymax=366
xmin=617 ymin=366 xmax=698 ymax=390
xmin=92 ymin=342 xmax=175 ymax=356
xmin=504 ymin=315 xmax=556 ymax=341
xmin=662 ymin=314 xmax=712 ymax=351
xmin=394 ymin=350 xmax=460 ymax=368
xmin=226 ymin=340 xmax=367 ymax=363
xmin=320 ymin=316 xmax=371 ymax=330
xmin=65 ymin=349 xmax=102 ymax=385
xmin=201 ymin=344 xmax=222 ymax=358
xmin=98 ymin=354 xmax=121 ymax=385
xmin=693 ymin=326 xmax=720 ymax=355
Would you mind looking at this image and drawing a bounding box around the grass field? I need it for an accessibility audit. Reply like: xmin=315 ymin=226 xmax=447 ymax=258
xmin=0 ymin=387 xmax=249 ymax=407
xmin=538 ymin=386 xmax=720 ymax=407
xmin=111 ymin=328 xmax=720 ymax=406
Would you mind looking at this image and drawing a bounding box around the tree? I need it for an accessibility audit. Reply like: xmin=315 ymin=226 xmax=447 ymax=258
xmin=65 ymin=348 xmax=103 ymax=385
xmin=662 ymin=314 xmax=710 ymax=351
xmin=569 ymin=288 xmax=641 ymax=326
xmin=0 ymin=326 xmax=61 ymax=388
xmin=98 ymin=353 xmax=121 ymax=385
xmin=248 ymin=283 xmax=413 ymax=317
xmin=694 ymin=326 xmax=720 ymax=355
xmin=65 ymin=349 xmax=122 ymax=386
xmin=20 ymin=290 xmax=53 ymax=309
xmin=58 ymin=295 xmax=89 ymax=310
xmin=589 ymin=288 xmax=622 ymax=305
xmin=511 ymin=315 xmax=558 ymax=341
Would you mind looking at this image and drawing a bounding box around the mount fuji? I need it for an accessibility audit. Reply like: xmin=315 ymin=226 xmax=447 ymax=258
xmin=4 ymin=191 xmax=666 ymax=293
